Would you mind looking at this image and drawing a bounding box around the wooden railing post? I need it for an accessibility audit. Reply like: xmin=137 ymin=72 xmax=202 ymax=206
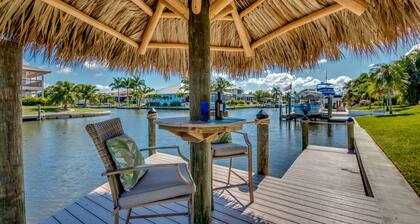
xmin=256 ymin=110 xmax=270 ymax=175
xmin=147 ymin=108 xmax=157 ymax=156
xmin=347 ymin=117 xmax=355 ymax=152
xmin=301 ymin=117 xmax=309 ymax=150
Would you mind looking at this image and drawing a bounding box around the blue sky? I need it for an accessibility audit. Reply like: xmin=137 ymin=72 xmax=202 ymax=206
xmin=24 ymin=42 xmax=418 ymax=93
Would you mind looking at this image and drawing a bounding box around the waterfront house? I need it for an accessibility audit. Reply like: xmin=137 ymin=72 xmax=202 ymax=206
xmin=146 ymin=84 xmax=186 ymax=106
xmin=22 ymin=64 xmax=51 ymax=97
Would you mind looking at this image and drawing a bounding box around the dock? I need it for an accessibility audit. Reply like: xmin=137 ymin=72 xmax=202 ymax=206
xmin=42 ymin=145 xmax=383 ymax=224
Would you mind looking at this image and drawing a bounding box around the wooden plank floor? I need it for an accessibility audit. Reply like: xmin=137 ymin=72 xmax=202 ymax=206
xmin=42 ymin=146 xmax=382 ymax=224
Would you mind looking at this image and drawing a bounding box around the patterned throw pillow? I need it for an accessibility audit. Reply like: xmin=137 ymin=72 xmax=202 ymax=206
xmin=106 ymin=134 xmax=146 ymax=191
xmin=212 ymin=132 xmax=232 ymax=144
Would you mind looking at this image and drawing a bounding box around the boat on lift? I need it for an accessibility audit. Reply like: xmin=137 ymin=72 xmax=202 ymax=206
xmin=293 ymin=89 xmax=322 ymax=117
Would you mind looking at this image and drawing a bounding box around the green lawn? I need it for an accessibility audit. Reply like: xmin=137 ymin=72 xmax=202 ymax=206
xmin=356 ymin=106 xmax=420 ymax=196
xmin=22 ymin=106 xmax=107 ymax=116
xmin=350 ymin=106 xmax=385 ymax=111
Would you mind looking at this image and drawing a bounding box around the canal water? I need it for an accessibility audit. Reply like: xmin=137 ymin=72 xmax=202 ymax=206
xmin=22 ymin=108 xmax=347 ymax=223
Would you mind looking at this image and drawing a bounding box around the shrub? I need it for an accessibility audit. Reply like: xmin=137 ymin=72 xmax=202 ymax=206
xmin=237 ymin=100 xmax=245 ymax=105
xmin=146 ymin=102 xmax=160 ymax=107
xmin=170 ymin=101 xmax=181 ymax=107
xmin=359 ymin=100 xmax=370 ymax=107
xmin=227 ymin=99 xmax=237 ymax=106
xmin=372 ymin=101 xmax=384 ymax=106
xmin=22 ymin=97 xmax=50 ymax=106
xmin=162 ymin=102 xmax=168 ymax=107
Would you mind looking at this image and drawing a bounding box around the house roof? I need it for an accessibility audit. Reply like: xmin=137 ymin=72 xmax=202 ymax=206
xmin=154 ymin=84 xmax=182 ymax=95
xmin=23 ymin=64 xmax=51 ymax=78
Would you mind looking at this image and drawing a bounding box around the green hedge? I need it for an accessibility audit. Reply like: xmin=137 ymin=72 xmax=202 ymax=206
xmin=22 ymin=97 xmax=51 ymax=106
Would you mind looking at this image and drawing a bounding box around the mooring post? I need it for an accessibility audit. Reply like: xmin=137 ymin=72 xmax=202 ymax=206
xmin=301 ymin=117 xmax=309 ymax=150
xmin=256 ymin=110 xmax=270 ymax=175
xmin=147 ymin=108 xmax=157 ymax=156
xmin=37 ymin=104 xmax=42 ymax=120
xmin=328 ymin=96 xmax=333 ymax=120
xmin=347 ymin=117 xmax=355 ymax=152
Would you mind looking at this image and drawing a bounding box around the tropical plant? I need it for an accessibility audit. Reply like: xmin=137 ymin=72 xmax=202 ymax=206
xmin=75 ymin=84 xmax=99 ymax=107
xmin=48 ymin=81 xmax=76 ymax=110
xmin=212 ymin=77 xmax=233 ymax=93
xmin=109 ymin=77 xmax=124 ymax=106
xmin=254 ymin=90 xmax=272 ymax=103
xmin=176 ymin=79 xmax=190 ymax=99
xmin=271 ymin=87 xmax=283 ymax=102
xmin=132 ymin=85 xmax=154 ymax=108
xmin=370 ymin=63 xmax=409 ymax=114
xmin=121 ymin=77 xmax=133 ymax=107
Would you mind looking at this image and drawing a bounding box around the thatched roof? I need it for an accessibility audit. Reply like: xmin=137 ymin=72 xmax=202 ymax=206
xmin=0 ymin=0 xmax=419 ymax=78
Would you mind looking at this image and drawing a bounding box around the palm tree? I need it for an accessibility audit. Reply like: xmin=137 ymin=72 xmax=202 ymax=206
xmin=271 ymin=87 xmax=283 ymax=103
xmin=109 ymin=77 xmax=124 ymax=106
xmin=133 ymin=85 xmax=154 ymax=108
xmin=49 ymin=81 xmax=76 ymax=110
xmin=122 ymin=77 xmax=133 ymax=107
xmin=130 ymin=76 xmax=146 ymax=106
xmin=212 ymin=77 xmax=233 ymax=93
xmin=370 ymin=63 xmax=409 ymax=114
xmin=75 ymin=84 xmax=99 ymax=107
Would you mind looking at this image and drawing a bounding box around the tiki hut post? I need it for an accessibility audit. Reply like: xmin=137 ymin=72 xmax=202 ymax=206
xmin=188 ymin=0 xmax=212 ymax=223
xmin=0 ymin=40 xmax=25 ymax=223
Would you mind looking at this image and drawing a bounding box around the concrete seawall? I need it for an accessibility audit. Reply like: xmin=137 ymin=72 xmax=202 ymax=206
xmin=23 ymin=111 xmax=111 ymax=121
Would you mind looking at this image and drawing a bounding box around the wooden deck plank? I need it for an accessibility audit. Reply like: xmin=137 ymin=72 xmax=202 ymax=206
xmin=43 ymin=150 xmax=381 ymax=224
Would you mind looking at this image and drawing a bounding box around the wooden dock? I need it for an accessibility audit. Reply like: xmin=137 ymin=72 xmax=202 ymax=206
xmin=42 ymin=146 xmax=382 ymax=224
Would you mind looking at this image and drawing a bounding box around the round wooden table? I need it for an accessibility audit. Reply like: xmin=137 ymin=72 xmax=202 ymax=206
xmin=155 ymin=117 xmax=246 ymax=223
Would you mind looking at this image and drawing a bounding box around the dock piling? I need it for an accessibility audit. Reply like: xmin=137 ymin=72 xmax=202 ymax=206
xmin=256 ymin=110 xmax=270 ymax=175
xmin=328 ymin=96 xmax=333 ymax=120
xmin=147 ymin=108 xmax=157 ymax=156
xmin=347 ymin=117 xmax=355 ymax=152
xmin=301 ymin=117 xmax=309 ymax=150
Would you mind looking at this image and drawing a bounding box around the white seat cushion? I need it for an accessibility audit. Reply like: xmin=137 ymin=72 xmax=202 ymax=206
xmin=118 ymin=163 xmax=193 ymax=208
xmin=212 ymin=143 xmax=247 ymax=157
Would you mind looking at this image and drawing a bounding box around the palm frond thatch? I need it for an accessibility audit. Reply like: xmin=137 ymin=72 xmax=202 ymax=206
xmin=0 ymin=0 xmax=419 ymax=78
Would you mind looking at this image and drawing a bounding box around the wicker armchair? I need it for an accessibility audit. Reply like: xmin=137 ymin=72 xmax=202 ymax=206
xmin=86 ymin=118 xmax=195 ymax=224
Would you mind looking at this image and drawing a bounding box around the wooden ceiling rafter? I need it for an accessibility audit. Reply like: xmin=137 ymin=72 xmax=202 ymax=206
xmin=139 ymin=0 xmax=165 ymax=54
xmin=230 ymin=3 xmax=253 ymax=57
xmin=335 ymin=0 xmax=367 ymax=16
xmin=161 ymin=0 xmax=189 ymax=20
xmin=130 ymin=0 xmax=153 ymax=16
xmin=209 ymin=0 xmax=233 ymax=20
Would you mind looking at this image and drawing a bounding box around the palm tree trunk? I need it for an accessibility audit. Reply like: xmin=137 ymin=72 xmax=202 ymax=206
xmin=0 ymin=41 xmax=26 ymax=224
xmin=117 ymin=88 xmax=120 ymax=107
xmin=126 ymin=88 xmax=130 ymax=108
xmin=388 ymin=89 xmax=393 ymax=114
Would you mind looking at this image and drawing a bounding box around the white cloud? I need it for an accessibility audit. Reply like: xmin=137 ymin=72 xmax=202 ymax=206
xmin=83 ymin=60 xmax=105 ymax=70
xmin=95 ymin=72 xmax=104 ymax=77
xmin=238 ymin=72 xmax=352 ymax=93
xmin=55 ymin=65 xmax=72 ymax=74
xmin=406 ymin=44 xmax=420 ymax=55
xmin=369 ymin=63 xmax=375 ymax=67
xmin=95 ymin=84 xmax=111 ymax=93
xmin=318 ymin=59 xmax=328 ymax=64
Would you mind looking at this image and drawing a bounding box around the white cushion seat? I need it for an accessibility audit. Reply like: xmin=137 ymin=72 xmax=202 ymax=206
xmin=118 ymin=163 xmax=193 ymax=208
xmin=212 ymin=143 xmax=247 ymax=158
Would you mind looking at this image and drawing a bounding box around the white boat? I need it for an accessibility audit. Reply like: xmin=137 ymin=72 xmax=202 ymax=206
xmin=293 ymin=89 xmax=322 ymax=116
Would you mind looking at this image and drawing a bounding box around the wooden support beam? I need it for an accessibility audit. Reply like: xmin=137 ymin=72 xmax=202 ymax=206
xmin=209 ymin=0 xmax=233 ymax=20
xmin=161 ymin=0 xmax=189 ymax=20
xmin=130 ymin=0 xmax=153 ymax=16
xmin=192 ymin=0 xmax=202 ymax=15
xmin=39 ymin=0 xmax=139 ymax=48
xmin=211 ymin=4 xmax=233 ymax=22
xmin=251 ymin=4 xmax=345 ymax=49
xmin=147 ymin=43 xmax=244 ymax=52
xmin=239 ymin=0 xmax=265 ymax=18
xmin=335 ymin=0 xmax=367 ymax=16
xmin=139 ymin=1 xmax=165 ymax=54
xmin=230 ymin=3 xmax=253 ymax=57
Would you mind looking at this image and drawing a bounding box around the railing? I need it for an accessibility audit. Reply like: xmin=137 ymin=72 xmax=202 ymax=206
xmin=301 ymin=117 xmax=355 ymax=152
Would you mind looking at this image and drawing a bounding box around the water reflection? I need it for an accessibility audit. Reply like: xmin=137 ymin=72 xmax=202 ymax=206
xmin=22 ymin=108 xmax=346 ymax=223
